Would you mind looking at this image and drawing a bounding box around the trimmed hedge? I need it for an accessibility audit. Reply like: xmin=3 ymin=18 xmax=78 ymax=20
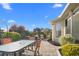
xmin=59 ymin=34 xmax=75 ymax=45
xmin=2 ymin=32 xmax=21 ymax=41
xmin=60 ymin=44 xmax=79 ymax=56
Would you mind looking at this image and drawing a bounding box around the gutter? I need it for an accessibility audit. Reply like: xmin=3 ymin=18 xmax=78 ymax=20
xmin=58 ymin=3 xmax=70 ymax=17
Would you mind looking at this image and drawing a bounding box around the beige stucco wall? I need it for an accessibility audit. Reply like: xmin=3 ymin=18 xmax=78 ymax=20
xmin=59 ymin=11 xmax=79 ymax=40
xmin=51 ymin=4 xmax=79 ymax=41
xmin=72 ymin=12 xmax=79 ymax=40
xmin=66 ymin=17 xmax=72 ymax=34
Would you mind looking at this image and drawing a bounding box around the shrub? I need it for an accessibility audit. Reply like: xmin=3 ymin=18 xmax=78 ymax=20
xmin=11 ymin=32 xmax=21 ymax=41
xmin=60 ymin=44 xmax=79 ymax=56
xmin=59 ymin=34 xmax=75 ymax=45
xmin=2 ymin=32 xmax=21 ymax=41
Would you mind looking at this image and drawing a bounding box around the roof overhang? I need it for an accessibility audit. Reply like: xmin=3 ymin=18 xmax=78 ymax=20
xmin=51 ymin=3 xmax=79 ymax=25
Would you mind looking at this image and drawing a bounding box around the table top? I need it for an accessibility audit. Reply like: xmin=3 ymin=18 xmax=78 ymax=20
xmin=0 ymin=40 xmax=35 ymax=52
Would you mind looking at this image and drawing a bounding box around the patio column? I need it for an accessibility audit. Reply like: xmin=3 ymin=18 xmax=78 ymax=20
xmin=52 ymin=24 xmax=56 ymax=41
xmin=69 ymin=10 xmax=73 ymax=35
xmin=61 ymin=20 xmax=66 ymax=36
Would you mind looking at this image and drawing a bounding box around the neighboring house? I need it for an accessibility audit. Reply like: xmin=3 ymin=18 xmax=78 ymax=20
xmin=51 ymin=3 xmax=79 ymax=41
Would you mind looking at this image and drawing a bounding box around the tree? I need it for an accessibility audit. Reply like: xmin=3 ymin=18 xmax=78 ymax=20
xmin=9 ymin=24 xmax=30 ymax=39
xmin=9 ymin=24 xmax=18 ymax=32
xmin=33 ymin=28 xmax=41 ymax=32
xmin=41 ymin=28 xmax=52 ymax=39
xmin=33 ymin=28 xmax=41 ymax=36
xmin=32 ymin=27 xmax=52 ymax=40
xmin=0 ymin=28 xmax=4 ymax=39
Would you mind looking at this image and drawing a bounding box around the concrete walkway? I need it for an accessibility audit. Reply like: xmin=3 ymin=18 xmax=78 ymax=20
xmin=39 ymin=40 xmax=58 ymax=56
xmin=23 ymin=40 xmax=59 ymax=56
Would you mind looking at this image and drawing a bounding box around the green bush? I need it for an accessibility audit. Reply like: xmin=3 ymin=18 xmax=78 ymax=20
xmin=59 ymin=34 xmax=75 ymax=45
xmin=60 ymin=44 xmax=79 ymax=56
xmin=2 ymin=32 xmax=21 ymax=41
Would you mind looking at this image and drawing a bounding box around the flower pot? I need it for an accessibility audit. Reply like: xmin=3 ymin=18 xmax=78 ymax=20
xmin=2 ymin=37 xmax=12 ymax=44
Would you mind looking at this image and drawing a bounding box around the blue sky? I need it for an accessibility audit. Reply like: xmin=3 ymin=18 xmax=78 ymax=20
xmin=0 ymin=3 xmax=66 ymax=31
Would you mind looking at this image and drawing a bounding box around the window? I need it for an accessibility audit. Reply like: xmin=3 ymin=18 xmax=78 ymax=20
xmin=65 ymin=19 xmax=67 ymax=27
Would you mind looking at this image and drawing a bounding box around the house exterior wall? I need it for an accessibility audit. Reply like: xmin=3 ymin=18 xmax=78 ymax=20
xmin=51 ymin=4 xmax=79 ymax=41
xmin=60 ymin=12 xmax=79 ymax=40
xmin=60 ymin=9 xmax=79 ymax=40
xmin=66 ymin=17 xmax=72 ymax=34
xmin=72 ymin=13 xmax=79 ymax=40
xmin=59 ymin=14 xmax=72 ymax=37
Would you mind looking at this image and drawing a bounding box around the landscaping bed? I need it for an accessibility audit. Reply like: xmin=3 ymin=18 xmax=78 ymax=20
xmin=0 ymin=32 xmax=21 ymax=45
xmin=56 ymin=34 xmax=79 ymax=56
xmin=58 ymin=44 xmax=79 ymax=56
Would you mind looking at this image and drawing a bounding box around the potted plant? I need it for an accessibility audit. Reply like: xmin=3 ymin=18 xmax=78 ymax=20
xmin=1 ymin=32 xmax=21 ymax=44
xmin=2 ymin=36 xmax=12 ymax=44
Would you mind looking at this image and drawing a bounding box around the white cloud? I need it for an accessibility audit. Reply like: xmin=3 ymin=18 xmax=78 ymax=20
xmin=45 ymin=16 xmax=48 ymax=18
xmin=0 ymin=3 xmax=12 ymax=10
xmin=32 ymin=24 xmax=36 ymax=27
xmin=53 ymin=3 xmax=63 ymax=8
xmin=8 ymin=20 xmax=16 ymax=23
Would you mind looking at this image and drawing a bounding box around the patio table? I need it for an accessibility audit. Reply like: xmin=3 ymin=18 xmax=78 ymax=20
xmin=0 ymin=40 xmax=35 ymax=56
